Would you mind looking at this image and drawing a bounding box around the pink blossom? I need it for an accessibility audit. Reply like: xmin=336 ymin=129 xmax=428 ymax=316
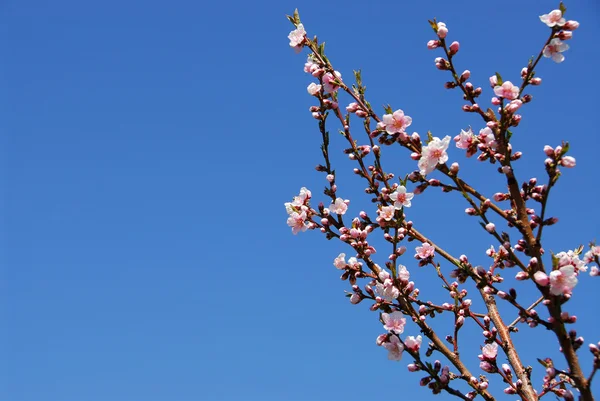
xmin=333 ymin=253 xmax=346 ymax=269
xmin=583 ymin=246 xmax=600 ymax=264
xmin=287 ymin=211 xmax=309 ymax=234
xmin=449 ymin=41 xmax=460 ymax=53
xmin=307 ymin=82 xmax=321 ymax=96
xmin=376 ymin=278 xmax=400 ymax=302
xmin=418 ymin=136 xmax=451 ymax=175
xmin=455 ymin=129 xmax=474 ymax=149
xmin=564 ymin=20 xmax=580 ymax=31
xmin=539 ymin=10 xmax=566 ymax=27
xmin=376 ymin=334 xmax=387 ymax=346
xmin=389 ymin=186 xmax=414 ymax=209
xmin=291 ymin=187 xmax=311 ymax=207
xmin=382 ymin=311 xmax=407 ymax=334
xmin=436 ymin=22 xmax=448 ymax=39
xmin=322 ymin=71 xmax=342 ymax=93
xmin=534 ymin=271 xmax=550 ymax=286
xmin=288 ymin=24 xmax=307 ymax=50
xmin=397 ymin=265 xmax=410 ymax=282
xmin=560 ymin=156 xmax=576 ymax=168
xmin=304 ymin=56 xmax=319 ymax=74
xmin=383 ymin=335 xmax=404 ymax=361
xmin=493 ymin=81 xmax=519 ymax=100
xmin=543 ymin=38 xmax=569 ymax=63
xmin=590 ymin=266 xmax=600 ymax=277
xmin=489 ymin=75 xmax=497 ymax=88
xmin=480 ymin=361 xmax=495 ymax=373
xmin=481 ymin=343 xmax=498 ymax=360
xmin=556 ymin=250 xmax=587 ymax=273
xmin=549 ymin=265 xmax=578 ymax=296
xmin=347 ymin=257 xmax=360 ymax=269
xmin=478 ymin=127 xmax=497 ymax=150
xmin=349 ymin=293 xmax=361 ymax=304
xmin=329 ymin=198 xmax=349 ymax=215
xmin=382 ymin=109 xmax=412 ymax=134
xmin=415 ymin=242 xmax=435 ymax=260
xmin=427 ymin=40 xmax=439 ymax=49
xmin=379 ymin=205 xmax=395 ymax=222
xmin=404 ymin=335 xmax=422 ymax=352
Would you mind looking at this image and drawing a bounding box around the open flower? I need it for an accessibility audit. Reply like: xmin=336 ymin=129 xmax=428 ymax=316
xmin=539 ymin=9 xmax=566 ymax=27
xmin=481 ymin=343 xmax=498 ymax=360
xmin=389 ymin=186 xmax=414 ymax=209
xmin=288 ymin=24 xmax=307 ymax=49
xmin=415 ymin=242 xmax=435 ymax=260
xmin=379 ymin=205 xmax=395 ymax=221
xmin=543 ymin=38 xmax=569 ymax=63
xmin=404 ymin=335 xmax=422 ymax=352
xmin=493 ymin=81 xmax=519 ymax=100
xmin=383 ymin=335 xmax=404 ymax=361
xmin=287 ymin=211 xmax=309 ymax=234
xmin=307 ymin=82 xmax=321 ymax=96
xmin=382 ymin=109 xmax=412 ymax=134
xmin=333 ymin=253 xmax=346 ymax=269
xmin=329 ymin=198 xmax=349 ymax=215
xmin=418 ymin=136 xmax=451 ymax=175
xmin=382 ymin=311 xmax=407 ymax=334
xmin=549 ymin=265 xmax=578 ymax=295
xmin=376 ymin=278 xmax=400 ymax=301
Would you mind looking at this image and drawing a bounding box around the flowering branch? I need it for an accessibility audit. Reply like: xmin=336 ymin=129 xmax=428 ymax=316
xmin=285 ymin=4 xmax=596 ymax=401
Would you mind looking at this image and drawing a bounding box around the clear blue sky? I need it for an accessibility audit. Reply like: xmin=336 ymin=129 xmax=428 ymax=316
xmin=2 ymin=1 xmax=599 ymax=400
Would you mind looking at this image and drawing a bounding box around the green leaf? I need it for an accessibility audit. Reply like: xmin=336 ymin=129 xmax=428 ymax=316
xmin=426 ymin=131 xmax=434 ymax=145
xmin=495 ymin=72 xmax=503 ymax=86
xmin=559 ymin=2 xmax=567 ymax=15
xmin=383 ymin=104 xmax=393 ymax=115
xmin=354 ymin=69 xmax=362 ymax=86
xmin=293 ymin=8 xmax=300 ymax=23
xmin=428 ymin=19 xmax=438 ymax=32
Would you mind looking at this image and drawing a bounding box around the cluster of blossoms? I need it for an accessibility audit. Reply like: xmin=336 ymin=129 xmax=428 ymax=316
xmin=539 ymin=9 xmax=579 ymax=63
xmin=454 ymin=127 xmax=501 ymax=162
xmin=286 ymin=6 xmax=597 ymax=401
xmin=533 ymin=249 xmax=595 ymax=296
xmin=284 ymin=187 xmax=314 ymax=234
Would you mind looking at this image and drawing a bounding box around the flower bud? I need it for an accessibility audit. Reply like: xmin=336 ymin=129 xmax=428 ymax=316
xmin=564 ymin=20 xmax=579 ymax=30
xmin=449 ymin=41 xmax=460 ymax=54
xmin=427 ymin=40 xmax=440 ymax=49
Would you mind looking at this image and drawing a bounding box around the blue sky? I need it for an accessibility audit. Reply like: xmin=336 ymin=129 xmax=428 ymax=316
xmin=2 ymin=1 xmax=599 ymax=400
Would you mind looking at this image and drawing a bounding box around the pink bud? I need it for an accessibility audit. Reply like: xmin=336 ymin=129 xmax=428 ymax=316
xmin=489 ymin=75 xmax=497 ymax=87
xmin=427 ymin=40 xmax=440 ymax=49
xmin=533 ymin=272 xmax=550 ymax=287
xmin=558 ymin=31 xmax=573 ymax=40
xmin=437 ymin=23 xmax=448 ymax=39
xmin=408 ymin=364 xmax=420 ymax=372
xmin=515 ymin=271 xmax=529 ymax=281
xmin=491 ymin=97 xmax=501 ymax=106
xmin=449 ymin=41 xmax=460 ymax=54
xmin=485 ymin=223 xmax=496 ymax=233
xmin=560 ymin=156 xmax=576 ymax=168
xmin=564 ymin=20 xmax=579 ymax=30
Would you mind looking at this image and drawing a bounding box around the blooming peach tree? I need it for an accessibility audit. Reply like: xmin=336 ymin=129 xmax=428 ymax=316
xmin=284 ymin=4 xmax=598 ymax=401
